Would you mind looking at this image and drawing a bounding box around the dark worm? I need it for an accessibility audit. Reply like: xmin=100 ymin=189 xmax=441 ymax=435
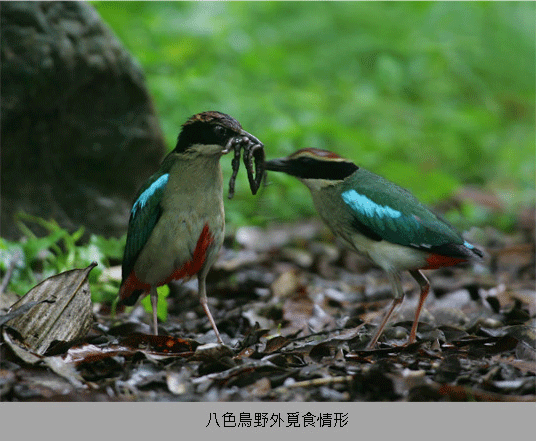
xmin=228 ymin=137 xmax=265 ymax=199
xmin=243 ymin=142 xmax=265 ymax=195
xmin=227 ymin=139 xmax=242 ymax=199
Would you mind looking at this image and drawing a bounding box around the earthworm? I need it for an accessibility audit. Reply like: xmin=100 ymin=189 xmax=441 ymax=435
xmin=228 ymin=137 xmax=265 ymax=199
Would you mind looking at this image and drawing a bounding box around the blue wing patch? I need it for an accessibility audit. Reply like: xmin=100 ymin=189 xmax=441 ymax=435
xmin=342 ymin=189 xmax=402 ymax=221
xmin=340 ymin=188 xmax=463 ymax=252
xmin=132 ymin=174 xmax=169 ymax=216
xmin=122 ymin=173 xmax=169 ymax=280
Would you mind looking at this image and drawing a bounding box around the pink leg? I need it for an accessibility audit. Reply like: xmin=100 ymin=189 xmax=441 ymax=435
xmin=366 ymin=272 xmax=405 ymax=349
xmin=198 ymin=274 xmax=224 ymax=345
xmin=407 ymin=270 xmax=430 ymax=345
xmin=150 ymin=286 xmax=159 ymax=335
xmin=366 ymin=296 xmax=403 ymax=349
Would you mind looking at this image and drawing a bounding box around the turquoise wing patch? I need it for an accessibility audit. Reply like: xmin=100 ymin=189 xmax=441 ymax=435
xmin=342 ymin=189 xmax=403 ymax=221
xmin=122 ymin=173 xmax=169 ymax=280
xmin=341 ymin=188 xmax=459 ymax=248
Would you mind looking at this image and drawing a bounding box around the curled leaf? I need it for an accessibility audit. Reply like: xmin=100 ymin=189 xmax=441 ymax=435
xmin=5 ymin=262 xmax=97 ymax=355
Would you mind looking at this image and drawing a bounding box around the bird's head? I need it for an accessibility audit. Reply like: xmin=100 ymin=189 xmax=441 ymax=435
xmin=174 ymin=111 xmax=262 ymax=157
xmin=265 ymin=148 xmax=358 ymax=190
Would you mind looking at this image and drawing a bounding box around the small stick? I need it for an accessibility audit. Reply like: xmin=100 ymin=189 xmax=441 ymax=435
xmin=273 ymin=375 xmax=353 ymax=394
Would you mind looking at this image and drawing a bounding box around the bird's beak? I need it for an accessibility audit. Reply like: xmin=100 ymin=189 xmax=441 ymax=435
xmin=264 ymin=157 xmax=289 ymax=173
xmin=240 ymin=129 xmax=263 ymax=148
xmin=222 ymin=129 xmax=264 ymax=155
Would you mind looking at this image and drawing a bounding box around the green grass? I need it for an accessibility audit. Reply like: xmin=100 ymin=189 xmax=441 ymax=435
xmin=0 ymin=212 xmax=125 ymax=302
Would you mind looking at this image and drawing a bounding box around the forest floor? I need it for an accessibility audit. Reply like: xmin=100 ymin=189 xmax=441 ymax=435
xmin=1 ymin=219 xmax=535 ymax=402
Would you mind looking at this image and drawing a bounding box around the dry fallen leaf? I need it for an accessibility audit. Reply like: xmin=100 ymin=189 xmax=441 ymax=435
xmin=5 ymin=262 xmax=96 ymax=355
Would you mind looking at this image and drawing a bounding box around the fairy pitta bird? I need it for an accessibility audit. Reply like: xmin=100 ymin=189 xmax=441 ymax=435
xmin=265 ymin=148 xmax=483 ymax=348
xmin=119 ymin=111 xmax=263 ymax=343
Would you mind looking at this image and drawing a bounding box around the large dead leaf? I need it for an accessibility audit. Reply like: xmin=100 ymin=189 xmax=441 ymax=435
xmin=5 ymin=263 xmax=96 ymax=355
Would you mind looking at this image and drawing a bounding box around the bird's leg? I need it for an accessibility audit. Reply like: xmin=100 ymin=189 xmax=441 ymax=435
xmin=198 ymin=274 xmax=224 ymax=345
xmin=150 ymin=286 xmax=159 ymax=335
xmin=366 ymin=272 xmax=405 ymax=349
xmin=407 ymin=269 xmax=430 ymax=345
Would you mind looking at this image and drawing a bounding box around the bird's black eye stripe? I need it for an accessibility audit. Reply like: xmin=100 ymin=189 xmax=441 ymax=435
xmin=285 ymin=157 xmax=358 ymax=180
xmin=175 ymin=121 xmax=233 ymax=152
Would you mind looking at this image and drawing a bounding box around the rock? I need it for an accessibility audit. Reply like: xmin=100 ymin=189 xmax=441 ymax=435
xmin=1 ymin=1 xmax=166 ymax=239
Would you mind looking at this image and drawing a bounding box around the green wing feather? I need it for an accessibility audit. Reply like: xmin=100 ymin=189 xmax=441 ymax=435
xmin=341 ymin=169 xmax=464 ymax=250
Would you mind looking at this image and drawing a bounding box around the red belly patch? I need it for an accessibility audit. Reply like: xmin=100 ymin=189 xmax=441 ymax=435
xmin=421 ymin=253 xmax=467 ymax=270
xmin=119 ymin=223 xmax=214 ymax=301
xmin=160 ymin=223 xmax=214 ymax=285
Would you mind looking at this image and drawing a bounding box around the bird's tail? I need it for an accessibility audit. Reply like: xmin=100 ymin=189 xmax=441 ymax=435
xmin=463 ymin=241 xmax=484 ymax=260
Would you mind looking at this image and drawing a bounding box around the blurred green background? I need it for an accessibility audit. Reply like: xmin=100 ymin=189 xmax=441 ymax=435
xmin=92 ymin=1 xmax=535 ymax=231
xmin=2 ymin=1 xmax=535 ymax=303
